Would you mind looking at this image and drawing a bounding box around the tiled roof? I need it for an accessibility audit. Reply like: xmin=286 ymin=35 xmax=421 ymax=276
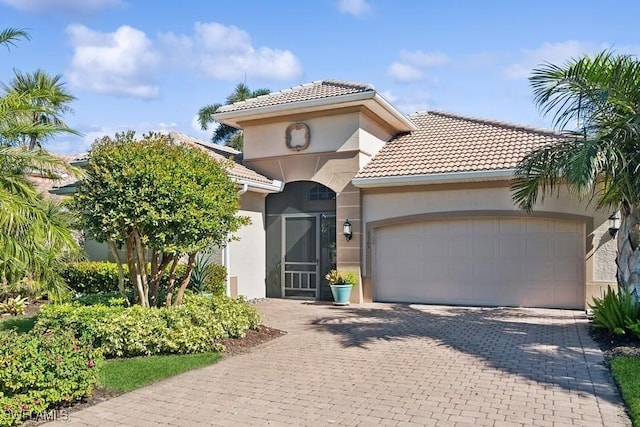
xmin=167 ymin=131 xmax=274 ymax=185
xmin=355 ymin=111 xmax=569 ymax=179
xmin=217 ymin=80 xmax=375 ymax=113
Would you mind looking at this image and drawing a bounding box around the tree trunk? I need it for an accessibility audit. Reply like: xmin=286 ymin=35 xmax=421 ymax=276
xmin=174 ymin=253 xmax=196 ymax=306
xmin=28 ymin=134 xmax=38 ymax=151
xmin=150 ymin=250 xmax=159 ymax=307
xmin=125 ymin=235 xmax=145 ymax=306
xmin=616 ymin=203 xmax=640 ymax=301
xmin=132 ymin=230 xmax=149 ymax=306
xmin=107 ymin=238 xmax=130 ymax=306
xmin=165 ymin=256 xmax=179 ymax=307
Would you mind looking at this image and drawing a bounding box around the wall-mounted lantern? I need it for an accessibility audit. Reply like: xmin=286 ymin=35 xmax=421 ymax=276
xmin=343 ymin=219 xmax=353 ymax=242
xmin=609 ymin=212 xmax=621 ymax=237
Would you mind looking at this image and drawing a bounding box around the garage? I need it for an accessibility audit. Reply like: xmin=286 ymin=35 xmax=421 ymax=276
xmin=373 ymin=216 xmax=585 ymax=309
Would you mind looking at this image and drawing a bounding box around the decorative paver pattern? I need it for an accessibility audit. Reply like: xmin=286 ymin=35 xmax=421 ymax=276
xmin=48 ymin=300 xmax=630 ymax=426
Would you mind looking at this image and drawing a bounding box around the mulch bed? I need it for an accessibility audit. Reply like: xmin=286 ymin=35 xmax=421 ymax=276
xmin=21 ymin=325 xmax=285 ymax=426
xmin=589 ymin=325 xmax=640 ymax=359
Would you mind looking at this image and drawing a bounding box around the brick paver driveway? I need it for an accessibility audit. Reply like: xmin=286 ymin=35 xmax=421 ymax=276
xmin=50 ymin=300 xmax=630 ymax=426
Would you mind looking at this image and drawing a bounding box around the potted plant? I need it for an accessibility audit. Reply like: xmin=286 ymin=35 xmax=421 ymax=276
xmin=325 ymin=269 xmax=357 ymax=305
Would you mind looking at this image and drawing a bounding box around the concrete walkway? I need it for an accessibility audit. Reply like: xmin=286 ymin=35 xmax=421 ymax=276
xmin=50 ymin=300 xmax=629 ymax=426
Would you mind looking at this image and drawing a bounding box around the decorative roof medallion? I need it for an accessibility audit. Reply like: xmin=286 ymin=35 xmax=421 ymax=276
xmin=285 ymin=123 xmax=310 ymax=151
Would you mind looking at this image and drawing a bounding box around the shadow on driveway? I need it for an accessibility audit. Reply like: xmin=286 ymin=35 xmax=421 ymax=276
xmin=310 ymin=303 xmax=619 ymax=405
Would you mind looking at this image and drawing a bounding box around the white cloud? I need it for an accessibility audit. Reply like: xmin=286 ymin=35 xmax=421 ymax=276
xmin=388 ymin=49 xmax=451 ymax=82
xmin=504 ymin=40 xmax=607 ymax=79
xmin=50 ymin=121 xmax=184 ymax=154
xmin=380 ymin=89 xmax=432 ymax=115
xmin=337 ymin=0 xmax=372 ymax=17
xmin=190 ymin=115 xmax=216 ymax=140
xmin=159 ymin=22 xmax=302 ymax=81
xmin=388 ymin=62 xmax=423 ymax=82
xmin=399 ymin=50 xmax=451 ymax=67
xmin=0 ymin=0 xmax=126 ymax=13
xmin=65 ymin=24 xmax=161 ymax=98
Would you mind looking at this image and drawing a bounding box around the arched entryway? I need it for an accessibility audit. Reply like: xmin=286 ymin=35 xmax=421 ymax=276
xmin=265 ymin=181 xmax=336 ymax=300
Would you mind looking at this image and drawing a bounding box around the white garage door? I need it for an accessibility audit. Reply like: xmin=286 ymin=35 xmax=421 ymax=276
xmin=373 ymin=217 xmax=584 ymax=309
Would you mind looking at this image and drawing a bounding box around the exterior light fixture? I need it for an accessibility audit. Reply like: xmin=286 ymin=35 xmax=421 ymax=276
xmin=609 ymin=212 xmax=621 ymax=237
xmin=343 ymin=219 xmax=353 ymax=242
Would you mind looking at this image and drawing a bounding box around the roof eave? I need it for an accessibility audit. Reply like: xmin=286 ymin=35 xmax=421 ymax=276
xmin=234 ymin=177 xmax=284 ymax=194
xmin=214 ymin=91 xmax=416 ymax=133
xmin=352 ymin=169 xmax=516 ymax=188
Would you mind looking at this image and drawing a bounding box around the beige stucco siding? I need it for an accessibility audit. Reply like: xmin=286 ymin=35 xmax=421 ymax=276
xmin=228 ymin=191 xmax=268 ymax=300
xmin=243 ymin=113 xmax=361 ymax=160
xmin=361 ymin=182 xmax=616 ymax=308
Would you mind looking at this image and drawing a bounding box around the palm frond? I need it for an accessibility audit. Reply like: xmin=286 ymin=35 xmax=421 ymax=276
xmin=0 ymin=28 xmax=30 ymax=50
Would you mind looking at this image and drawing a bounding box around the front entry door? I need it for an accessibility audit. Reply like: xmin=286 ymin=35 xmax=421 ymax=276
xmin=282 ymin=215 xmax=319 ymax=298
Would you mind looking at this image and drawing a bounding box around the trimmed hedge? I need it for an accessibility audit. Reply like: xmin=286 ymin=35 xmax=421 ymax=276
xmin=58 ymin=262 xmax=187 ymax=295
xmin=35 ymin=295 xmax=261 ymax=358
xmin=0 ymin=329 xmax=102 ymax=427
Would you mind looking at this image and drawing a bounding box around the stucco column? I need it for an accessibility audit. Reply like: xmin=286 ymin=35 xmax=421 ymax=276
xmin=336 ymin=183 xmax=363 ymax=303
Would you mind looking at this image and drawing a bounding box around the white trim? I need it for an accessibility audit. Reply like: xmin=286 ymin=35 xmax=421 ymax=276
xmin=235 ymin=177 xmax=284 ymax=193
xmin=352 ymin=169 xmax=516 ymax=188
xmin=214 ymin=92 xmax=416 ymax=132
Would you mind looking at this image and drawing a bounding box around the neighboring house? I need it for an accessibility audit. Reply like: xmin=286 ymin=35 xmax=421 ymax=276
xmin=55 ymin=79 xmax=618 ymax=309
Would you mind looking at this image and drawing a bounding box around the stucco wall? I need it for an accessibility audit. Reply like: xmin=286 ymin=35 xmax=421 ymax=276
xmin=227 ymin=191 xmax=268 ymax=300
xmin=243 ymin=113 xmax=361 ymax=160
xmin=360 ymin=182 xmax=617 ymax=307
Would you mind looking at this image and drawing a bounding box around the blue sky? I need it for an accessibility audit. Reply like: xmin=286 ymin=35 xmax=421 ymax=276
xmin=1 ymin=0 xmax=638 ymax=154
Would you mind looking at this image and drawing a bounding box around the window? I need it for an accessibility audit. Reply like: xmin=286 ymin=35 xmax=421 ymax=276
xmin=309 ymin=184 xmax=335 ymax=201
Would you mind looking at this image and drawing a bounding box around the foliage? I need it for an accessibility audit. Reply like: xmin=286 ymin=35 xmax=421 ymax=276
xmin=58 ymin=261 xmax=187 ymax=298
xmin=0 ymin=329 xmax=102 ymax=427
xmin=510 ymin=51 xmax=640 ymax=294
xmin=325 ymin=269 xmax=358 ymax=286
xmin=0 ymin=296 xmax=28 ymax=316
xmin=611 ymin=356 xmax=640 ymax=427
xmin=74 ymin=131 xmax=249 ymax=307
xmin=0 ymin=28 xmax=30 ymax=50
xmin=1 ymin=69 xmax=77 ymax=150
xmin=35 ymin=295 xmax=260 ymax=358
xmin=590 ymin=286 xmax=640 ymax=335
xmin=197 ymin=83 xmax=270 ymax=150
xmin=0 ymin=28 xmax=83 ymax=303
xmin=99 ymin=352 xmax=221 ymax=393
xmin=0 ymin=316 xmax=36 ymax=334
xmin=190 ymin=255 xmax=227 ymax=296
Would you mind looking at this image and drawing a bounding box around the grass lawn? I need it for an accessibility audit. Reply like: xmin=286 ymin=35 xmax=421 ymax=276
xmin=0 ymin=315 xmax=36 ymax=333
xmin=611 ymin=356 xmax=640 ymax=426
xmin=99 ymin=352 xmax=222 ymax=392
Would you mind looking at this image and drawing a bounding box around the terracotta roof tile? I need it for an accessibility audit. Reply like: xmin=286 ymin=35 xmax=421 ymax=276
xmin=167 ymin=131 xmax=274 ymax=185
xmin=355 ymin=111 xmax=569 ymax=179
xmin=217 ymin=80 xmax=375 ymax=113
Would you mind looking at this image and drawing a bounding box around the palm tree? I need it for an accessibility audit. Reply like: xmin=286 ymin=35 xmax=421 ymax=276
xmin=0 ymin=28 xmax=29 ymax=50
xmin=511 ymin=51 xmax=640 ymax=296
xmin=2 ymin=69 xmax=77 ymax=150
xmin=0 ymin=146 xmax=83 ymax=301
xmin=0 ymin=28 xmax=83 ymax=301
xmin=197 ymin=83 xmax=270 ymax=150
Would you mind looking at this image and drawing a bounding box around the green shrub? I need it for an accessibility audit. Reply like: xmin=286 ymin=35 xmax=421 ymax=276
xmin=0 ymin=296 xmax=29 ymax=316
xmin=204 ymin=264 xmax=227 ymax=296
xmin=0 ymin=329 xmax=102 ymax=427
xmin=35 ymin=295 xmax=260 ymax=358
xmin=58 ymin=262 xmax=187 ymax=297
xmin=189 ymin=258 xmax=226 ymax=297
xmin=590 ymin=286 xmax=640 ymax=335
xmin=74 ymin=292 xmax=128 ymax=307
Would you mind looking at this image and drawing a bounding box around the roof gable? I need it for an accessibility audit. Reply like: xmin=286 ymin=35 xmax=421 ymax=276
xmin=217 ymin=80 xmax=375 ymax=113
xmin=355 ymin=111 xmax=569 ymax=181
xmin=166 ymin=131 xmax=275 ymax=185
